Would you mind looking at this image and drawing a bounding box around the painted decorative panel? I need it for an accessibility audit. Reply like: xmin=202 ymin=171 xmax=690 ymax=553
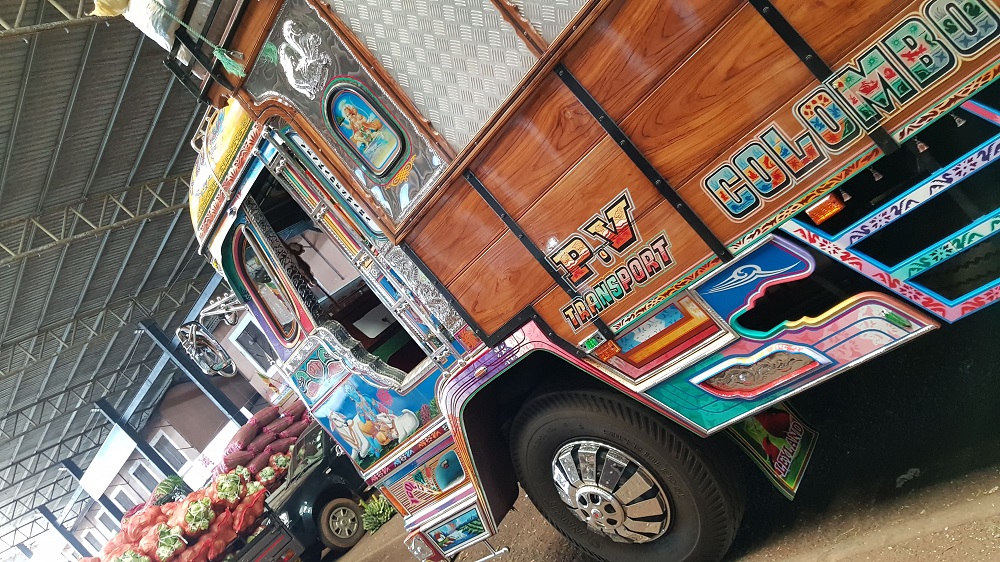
xmin=282 ymin=323 xmax=441 ymax=471
xmin=324 ymin=0 xmax=538 ymax=150
xmin=383 ymin=440 xmax=467 ymax=516
xmin=645 ymin=292 xmax=936 ymax=433
xmin=427 ymin=506 xmax=487 ymax=555
xmin=244 ymin=0 xmax=447 ymax=225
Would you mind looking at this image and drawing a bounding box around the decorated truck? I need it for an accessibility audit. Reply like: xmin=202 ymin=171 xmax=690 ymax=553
xmin=99 ymin=0 xmax=1000 ymax=559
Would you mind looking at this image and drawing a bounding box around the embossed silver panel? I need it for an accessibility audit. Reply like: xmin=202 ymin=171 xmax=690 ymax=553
xmin=384 ymin=246 xmax=465 ymax=334
xmin=245 ymin=0 xmax=447 ymax=225
xmin=324 ymin=0 xmax=538 ymax=150
xmin=511 ymin=0 xmax=588 ymax=44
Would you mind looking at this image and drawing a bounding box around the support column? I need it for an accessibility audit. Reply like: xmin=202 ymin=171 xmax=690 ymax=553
xmin=61 ymin=460 xmax=124 ymax=522
xmin=15 ymin=544 xmax=32 ymax=558
xmin=137 ymin=319 xmax=249 ymax=425
xmin=37 ymin=506 xmax=92 ymax=558
xmin=94 ymin=399 xmax=179 ymax=481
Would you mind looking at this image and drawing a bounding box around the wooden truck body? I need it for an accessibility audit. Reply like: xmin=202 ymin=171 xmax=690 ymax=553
xmin=154 ymin=0 xmax=1000 ymax=559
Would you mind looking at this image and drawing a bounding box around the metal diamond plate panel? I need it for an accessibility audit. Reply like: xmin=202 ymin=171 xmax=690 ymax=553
xmin=325 ymin=0 xmax=538 ymax=150
xmin=511 ymin=0 xmax=588 ymax=43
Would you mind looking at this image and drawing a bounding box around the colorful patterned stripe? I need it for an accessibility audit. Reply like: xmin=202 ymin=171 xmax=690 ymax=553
xmin=727 ymin=148 xmax=882 ymax=255
xmin=836 ymin=136 xmax=1000 ymax=246
xmin=895 ymin=63 xmax=1000 ymax=141
xmin=893 ymin=209 xmax=1000 ymax=280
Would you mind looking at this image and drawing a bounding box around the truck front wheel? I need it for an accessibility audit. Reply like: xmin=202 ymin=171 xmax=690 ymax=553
xmin=509 ymin=390 xmax=744 ymax=562
xmin=318 ymin=498 xmax=365 ymax=552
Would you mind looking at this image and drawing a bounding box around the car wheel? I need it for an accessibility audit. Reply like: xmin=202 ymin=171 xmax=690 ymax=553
xmin=509 ymin=390 xmax=745 ymax=562
xmin=318 ymin=498 xmax=365 ymax=552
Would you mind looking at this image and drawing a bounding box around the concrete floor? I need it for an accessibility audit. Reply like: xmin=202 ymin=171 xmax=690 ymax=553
xmin=336 ymin=302 xmax=1000 ymax=562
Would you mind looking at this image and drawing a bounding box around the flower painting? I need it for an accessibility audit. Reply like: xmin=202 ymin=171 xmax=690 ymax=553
xmin=328 ymin=86 xmax=402 ymax=176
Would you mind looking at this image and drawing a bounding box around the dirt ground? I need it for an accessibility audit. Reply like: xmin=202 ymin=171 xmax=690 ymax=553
xmin=337 ymin=304 xmax=1000 ymax=562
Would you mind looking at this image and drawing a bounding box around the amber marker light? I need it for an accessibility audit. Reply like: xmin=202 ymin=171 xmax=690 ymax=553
xmin=593 ymin=340 xmax=622 ymax=361
xmin=805 ymin=191 xmax=846 ymax=225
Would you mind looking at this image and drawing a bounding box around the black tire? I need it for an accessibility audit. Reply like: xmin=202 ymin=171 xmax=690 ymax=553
xmin=510 ymin=390 xmax=744 ymax=562
xmin=318 ymin=498 xmax=365 ymax=552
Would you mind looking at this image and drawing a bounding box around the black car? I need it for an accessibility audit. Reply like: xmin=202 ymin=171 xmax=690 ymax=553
xmin=238 ymin=422 xmax=368 ymax=562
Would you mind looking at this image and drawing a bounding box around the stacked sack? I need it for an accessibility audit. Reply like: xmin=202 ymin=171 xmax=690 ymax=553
xmin=220 ymin=400 xmax=309 ymax=479
xmin=79 ymin=400 xmax=312 ymax=562
xmin=80 ymin=466 xmax=272 ymax=562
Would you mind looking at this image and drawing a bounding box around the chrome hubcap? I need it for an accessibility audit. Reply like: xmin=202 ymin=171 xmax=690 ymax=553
xmin=551 ymin=440 xmax=670 ymax=544
xmin=329 ymin=506 xmax=359 ymax=538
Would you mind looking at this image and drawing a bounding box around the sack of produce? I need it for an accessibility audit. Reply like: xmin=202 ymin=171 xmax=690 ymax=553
xmin=264 ymin=437 xmax=297 ymax=456
xmin=205 ymin=510 xmax=238 ymax=561
xmin=224 ymin=423 xmax=258 ymax=455
xmin=248 ymin=406 xmax=279 ymax=427
xmin=233 ymin=488 xmax=267 ymax=534
xmin=208 ymin=472 xmax=246 ymax=511
xmin=152 ymin=524 xmax=187 ymax=562
xmin=280 ymin=400 xmax=306 ymax=420
xmin=245 ymin=432 xmax=276 ymax=455
xmin=246 ymin=451 xmax=271 ymax=475
xmin=121 ymin=503 xmax=146 ymax=527
xmin=148 ymin=475 xmax=193 ymax=507
xmin=231 ymin=465 xmax=252 ymax=485
xmin=175 ymin=537 xmax=210 ymax=562
xmin=262 ymin=416 xmax=292 ymax=435
xmin=179 ymin=497 xmax=216 ymax=538
xmin=100 ymin=533 xmax=132 ymax=558
xmin=221 ymin=450 xmax=254 ymax=472
xmin=123 ymin=505 xmax=165 ymax=542
xmin=278 ymin=419 xmax=310 ymax=439
xmin=111 ymin=549 xmax=151 ymax=562
xmin=269 ymin=453 xmax=290 ymax=477
xmin=256 ymin=466 xmax=278 ymax=487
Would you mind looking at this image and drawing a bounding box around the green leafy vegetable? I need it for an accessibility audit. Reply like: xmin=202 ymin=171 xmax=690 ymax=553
xmin=233 ymin=466 xmax=251 ymax=483
xmin=246 ymin=481 xmax=264 ymax=494
xmin=215 ymin=473 xmax=243 ymax=502
xmin=114 ymin=550 xmax=152 ymax=562
xmin=155 ymin=524 xmax=185 ymax=560
xmin=184 ymin=498 xmax=215 ymax=532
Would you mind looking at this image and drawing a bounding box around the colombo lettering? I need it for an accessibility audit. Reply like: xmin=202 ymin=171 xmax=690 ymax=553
xmin=704 ymin=0 xmax=1000 ymax=221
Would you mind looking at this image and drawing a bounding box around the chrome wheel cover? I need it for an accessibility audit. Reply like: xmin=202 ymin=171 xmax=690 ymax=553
xmin=329 ymin=506 xmax=359 ymax=538
xmin=551 ymin=440 xmax=670 ymax=544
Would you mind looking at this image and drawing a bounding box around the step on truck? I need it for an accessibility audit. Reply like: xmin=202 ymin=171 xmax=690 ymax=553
xmin=108 ymin=0 xmax=1000 ymax=559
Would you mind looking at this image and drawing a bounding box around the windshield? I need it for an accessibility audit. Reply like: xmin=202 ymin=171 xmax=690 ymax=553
xmin=289 ymin=423 xmax=325 ymax=479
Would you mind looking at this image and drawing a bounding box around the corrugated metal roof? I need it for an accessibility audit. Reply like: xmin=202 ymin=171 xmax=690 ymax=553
xmin=0 ymin=8 xmax=216 ymax=551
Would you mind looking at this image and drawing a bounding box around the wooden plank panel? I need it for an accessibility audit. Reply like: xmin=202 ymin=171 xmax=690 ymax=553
xmin=771 ymin=0 xmax=913 ymax=66
xmin=621 ymin=5 xmax=815 ymax=187
xmin=473 ymin=75 xmax=606 ymax=219
xmin=513 ymin=138 xmax=661 ymax=238
xmin=407 ymin=178 xmax=507 ymax=286
xmin=563 ymin=0 xmax=745 ymax=122
xmin=532 ymin=198 xmax=714 ymax=342
xmin=447 ymin=233 xmax=555 ymax=334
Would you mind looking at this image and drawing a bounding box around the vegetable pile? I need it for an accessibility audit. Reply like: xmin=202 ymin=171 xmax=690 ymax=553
xmin=78 ymin=401 xmax=311 ymax=562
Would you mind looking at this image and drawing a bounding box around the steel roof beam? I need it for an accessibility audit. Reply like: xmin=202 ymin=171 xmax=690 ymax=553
xmin=0 ymin=275 xmax=213 ymax=379
xmin=0 ymin=174 xmax=190 ymax=269
xmin=0 ymin=358 xmax=161 ymax=453
xmin=0 ymin=4 xmax=42 ymax=203
xmin=80 ymin=34 xmax=144 ymax=199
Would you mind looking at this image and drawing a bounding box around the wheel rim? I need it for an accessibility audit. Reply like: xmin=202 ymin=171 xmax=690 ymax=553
xmin=329 ymin=506 xmax=359 ymax=539
xmin=551 ymin=440 xmax=671 ymax=544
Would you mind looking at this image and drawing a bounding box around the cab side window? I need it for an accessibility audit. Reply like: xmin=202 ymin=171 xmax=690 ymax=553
xmin=239 ymin=231 xmax=297 ymax=341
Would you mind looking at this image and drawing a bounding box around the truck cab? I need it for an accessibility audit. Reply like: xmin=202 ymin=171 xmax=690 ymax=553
xmin=136 ymin=0 xmax=1000 ymax=560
